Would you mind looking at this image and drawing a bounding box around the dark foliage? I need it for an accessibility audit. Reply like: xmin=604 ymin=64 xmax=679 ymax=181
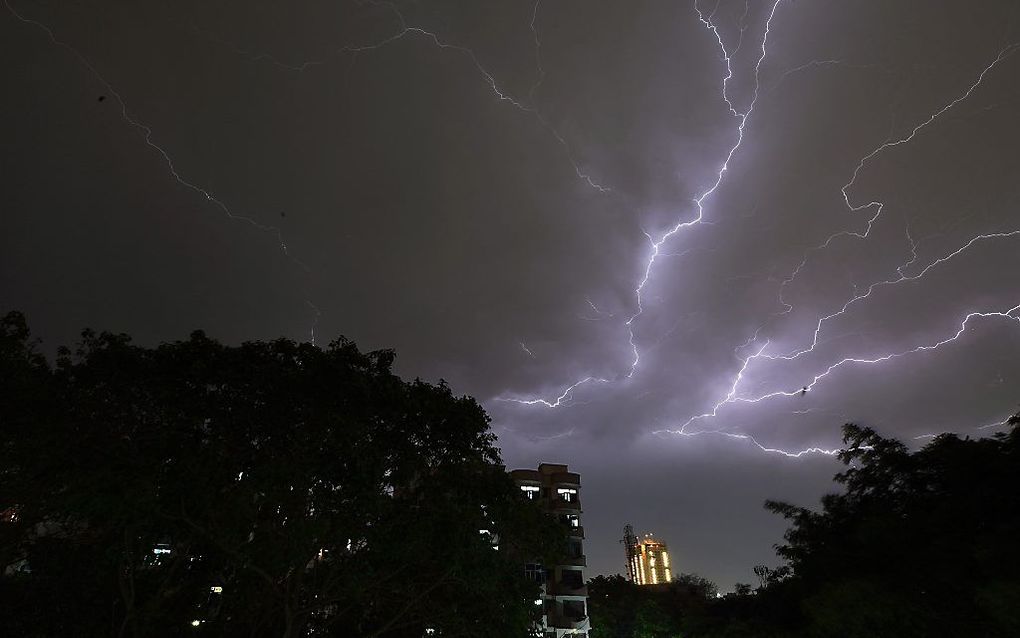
xmin=758 ymin=420 xmax=1020 ymax=638
xmin=0 ymin=311 xmax=564 ymax=637
xmin=588 ymin=573 xmax=718 ymax=638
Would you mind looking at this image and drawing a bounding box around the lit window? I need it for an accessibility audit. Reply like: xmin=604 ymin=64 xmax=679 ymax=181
xmin=191 ymin=620 xmax=201 ymax=627
xmin=210 ymin=586 xmax=223 ymax=594
xmin=556 ymin=488 xmax=577 ymax=502
xmin=520 ymin=485 xmax=540 ymax=499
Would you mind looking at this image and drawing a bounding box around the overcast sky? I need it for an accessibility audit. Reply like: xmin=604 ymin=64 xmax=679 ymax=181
xmin=4 ymin=0 xmax=1020 ymax=589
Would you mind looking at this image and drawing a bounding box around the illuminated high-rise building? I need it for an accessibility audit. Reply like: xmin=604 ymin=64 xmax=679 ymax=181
xmin=623 ymin=528 xmax=673 ymax=586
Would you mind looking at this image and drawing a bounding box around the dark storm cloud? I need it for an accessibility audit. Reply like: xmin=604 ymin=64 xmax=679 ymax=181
xmin=3 ymin=0 xmax=1019 ymax=587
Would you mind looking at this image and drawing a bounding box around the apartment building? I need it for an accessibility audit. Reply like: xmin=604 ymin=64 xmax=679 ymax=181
xmin=511 ymin=463 xmax=589 ymax=638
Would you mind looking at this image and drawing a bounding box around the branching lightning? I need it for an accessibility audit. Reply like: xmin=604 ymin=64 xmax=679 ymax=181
xmin=766 ymin=59 xmax=884 ymax=94
xmin=506 ymin=0 xmax=782 ymax=408
xmin=654 ymin=305 xmax=1020 ymax=456
xmin=499 ymin=375 xmax=612 ymax=409
xmin=780 ymin=43 xmax=1020 ymax=297
xmin=527 ymin=0 xmax=546 ymax=108
xmin=502 ymin=2 xmax=1019 ymax=458
xmin=627 ymin=0 xmax=782 ymax=378
xmin=767 ymin=229 xmax=1020 ymax=363
xmin=4 ymin=0 xmax=324 ymax=340
xmin=519 ymin=341 xmax=537 ymax=359
xmin=651 ymin=41 xmax=1020 ymax=448
xmin=206 ymin=0 xmax=610 ymax=192
xmin=495 ymin=0 xmax=779 ymax=408
xmin=13 ymin=0 xmax=1017 ymax=458
xmin=655 ymin=427 xmax=842 ymax=458
xmin=359 ymin=0 xmax=612 ymax=191
xmin=4 ymin=1 xmax=305 ymax=266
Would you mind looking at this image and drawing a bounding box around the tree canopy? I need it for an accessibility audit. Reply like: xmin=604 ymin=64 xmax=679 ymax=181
xmin=760 ymin=420 xmax=1020 ymax=637
xmin=0 ymin=311 xmax=563 ymax=637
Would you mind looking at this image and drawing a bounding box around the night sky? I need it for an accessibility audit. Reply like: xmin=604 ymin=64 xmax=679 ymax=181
xmin=4 ymin=0 xmax=1020 ymax=590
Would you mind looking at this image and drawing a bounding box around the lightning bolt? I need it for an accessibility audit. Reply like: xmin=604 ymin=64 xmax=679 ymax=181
xmin=496 ymin=375 xmax=611 ymax=409
xmin=504 ymin=0 xmax=783 ymax=406
xmin=766 ymin=58 xmax=886 ymax=95
xmin=654 ymin=427 xmax=842 ymax=458
xmin=627 ymin=0 xmax=782 ymax=377
xmin=5 ymin=1 xmax=304 ymax=264
xmin=527 ymin=0 xmax=546 ymax=108
xmin=17 ymin=0 xmax=1015 ymax=458
xmin=657 ymin=303 xmax=1019 ymax=457
xmin=666 ymin=304 xmax=1020 ymax=437
xmin=355 ymin=0 xmax=614 ymax=191
xmin=348 ymin=1 xmax=532 ymax=109
xmin=780 ymin=43 xmax=1020 ymax=297
xmin=578 ymin=297 xmax=615 ymax=321
xmin=497 ymin=425 xmax=577 ymax=443
xmin=651 ymin=42 xmax=1020 ymax=452
xmin=185 ymin=21 xmax=328 ymax=72
xmin=200 ymin=0 xmax=611 ymax=192
xmin=5 ymin=0 xmax=322 ymax=341
xmin=768 ymin=229 xmax=1020 ymax=363
xmin=914 ymin=412 xmax=1014 ymax=441
xmin=489 ymin=3 xmax=1016 ymax=461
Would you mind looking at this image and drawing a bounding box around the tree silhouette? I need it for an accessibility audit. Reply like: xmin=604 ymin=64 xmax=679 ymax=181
xmin=762 ymin=421 xmax=1020 ymax=637
xmin=0 ymin=312 xmax=563 ymax=637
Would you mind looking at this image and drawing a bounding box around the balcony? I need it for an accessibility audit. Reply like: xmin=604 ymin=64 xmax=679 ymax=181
xmin=567 ymin=525 xmax=584 ymax=539
xmin=551 ymin=496 xmax=581 ymax=511
xmin=548 ymin=582 xmax=588 ymax=597
xmin=547 ymin=613 xmax=590 ymax=631
xmin=564 ymin=554 xmax=587 ymax=567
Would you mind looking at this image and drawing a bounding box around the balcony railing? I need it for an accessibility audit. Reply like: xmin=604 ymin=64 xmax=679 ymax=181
xmin=548 ymin=581 xmax=587 ymax=597
xmin=564 ymin=554 xmax=587 ymax=567
xmin=551 ymin=496 xmax=581 ymax=510
xmin=547 ymin=613 xmax=590 ymax=630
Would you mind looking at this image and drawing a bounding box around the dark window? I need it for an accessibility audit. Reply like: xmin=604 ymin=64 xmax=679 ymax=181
xmin=560 ymin=569 xmax=583 ymax=588
xmin=525 ymin=563 xmax=545 ymax=583
xmin=563 ymin=600 xmax=586 ymax=619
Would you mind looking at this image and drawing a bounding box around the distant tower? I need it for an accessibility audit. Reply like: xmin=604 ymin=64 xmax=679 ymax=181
xmin=622 ymin=524 xmax=639 ymax=583
xmin=628 ymin=533 xmax=673 ymax=586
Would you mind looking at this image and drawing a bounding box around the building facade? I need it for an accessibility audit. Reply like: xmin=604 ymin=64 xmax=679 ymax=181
xmin=511 ymin=463 xmax=589 ymax=638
